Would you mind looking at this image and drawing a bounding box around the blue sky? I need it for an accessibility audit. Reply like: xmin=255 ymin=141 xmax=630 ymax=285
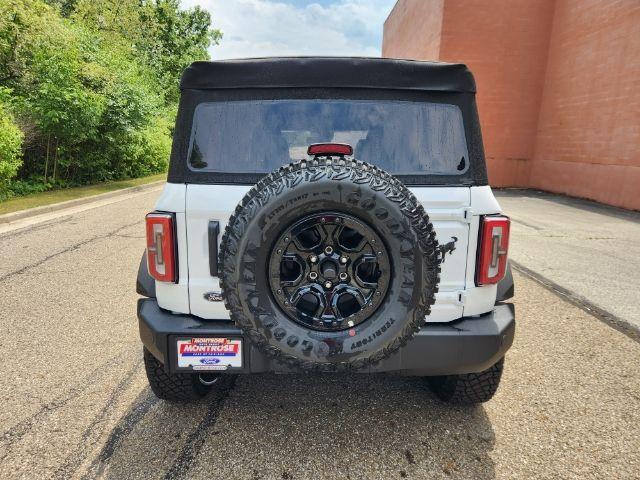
xmin=181 ymin=0 xmax=397 ymax=60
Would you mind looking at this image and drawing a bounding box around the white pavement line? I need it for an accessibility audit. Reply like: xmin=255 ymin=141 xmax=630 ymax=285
xmin=0 ymin=184 xmax=163 ymax=236
xmin=0 ymin=180 xmax=164 ymax=225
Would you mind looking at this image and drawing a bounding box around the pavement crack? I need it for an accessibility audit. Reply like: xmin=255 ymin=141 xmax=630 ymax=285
xmin=114 ymin=234 xmax=145 ymax=239
xmin=0 ymin=354 xmax=123 ymax=461
xmin=0 ymin=216 xmax=75 ymax=241
xmin=510 ymin=217 xmax=544 ymax=231
xmin=163 ymin=376 xmax=238 ymax=480
xmin=50 ymin=358 xmax=144 ymax=480
xmin=0 ymin=219 xmax=142 ymax=283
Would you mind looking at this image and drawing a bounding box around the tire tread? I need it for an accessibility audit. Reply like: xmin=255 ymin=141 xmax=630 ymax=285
xmin=428 ymin=358 xmax=505 ymax=405
xmin=143 ymin=348 xmax=207 ymax=402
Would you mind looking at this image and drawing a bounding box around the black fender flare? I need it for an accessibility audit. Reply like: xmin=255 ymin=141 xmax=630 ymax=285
xmin=496 ymin=262 xmax=514 ymax=302
xmin=136 ymin=253 xmax=156 ymax=298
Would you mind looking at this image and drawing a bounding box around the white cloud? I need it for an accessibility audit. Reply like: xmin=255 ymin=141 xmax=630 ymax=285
xmin=182 ymin=0 xmax=396 ymax=60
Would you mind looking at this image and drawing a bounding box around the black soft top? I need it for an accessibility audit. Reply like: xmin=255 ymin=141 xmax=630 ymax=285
xmin=180 ymin=57 xmax=476 ymax=93
xmin=169 ymin=57 xmax=487 ymax=186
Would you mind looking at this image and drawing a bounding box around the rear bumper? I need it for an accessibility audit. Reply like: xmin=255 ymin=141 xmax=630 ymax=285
xmin=138 ymin=298 xmax=515 ymax=375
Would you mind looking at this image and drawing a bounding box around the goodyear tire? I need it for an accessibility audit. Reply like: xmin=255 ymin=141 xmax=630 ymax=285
xmin=219 ymin=158 xmax=440 ymax=371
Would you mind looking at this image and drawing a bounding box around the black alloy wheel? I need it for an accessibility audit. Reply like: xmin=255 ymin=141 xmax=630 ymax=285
xmin=269 ymin=212 xmax=390 ymax=332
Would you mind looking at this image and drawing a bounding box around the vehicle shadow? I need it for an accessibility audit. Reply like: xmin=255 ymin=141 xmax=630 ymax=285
xmin=94 ymin=374 xmax=496 ymax=479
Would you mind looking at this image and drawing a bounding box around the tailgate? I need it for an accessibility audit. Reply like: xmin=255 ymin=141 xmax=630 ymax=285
xmin=185 ymin=185 xmax=471 ymax=322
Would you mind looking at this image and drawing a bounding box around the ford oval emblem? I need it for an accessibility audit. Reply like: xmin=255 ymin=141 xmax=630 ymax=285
xmin=203 ymin=291 xmax=223 ymax=302
xmin=200 ymin=358 xmax=221 ymax=365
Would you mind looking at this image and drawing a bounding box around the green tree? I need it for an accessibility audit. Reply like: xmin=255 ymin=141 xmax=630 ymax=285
xmin=71 ymin=0 xmax=221 ymax=104
xmin=0 ymin=91 xmax=24 ymax=197
xmin=145 ymin=0 xmax=221 ymax=104
xmin=0 ymin=0 xmax=219 ymax=196
xmin=25 ymin=24 xmax=105 ymax=181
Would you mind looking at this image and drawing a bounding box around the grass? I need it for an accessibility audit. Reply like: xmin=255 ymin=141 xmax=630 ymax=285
xmin=0 ymin=173 xmax=166 ymax=216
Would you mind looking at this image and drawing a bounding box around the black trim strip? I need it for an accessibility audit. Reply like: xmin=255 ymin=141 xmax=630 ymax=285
xmin=208 ymin=220 xmax=220 ymax=277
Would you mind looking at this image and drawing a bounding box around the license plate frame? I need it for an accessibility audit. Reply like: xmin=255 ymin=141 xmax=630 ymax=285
xmin=171 ymin=336 xmax=243 ymax=372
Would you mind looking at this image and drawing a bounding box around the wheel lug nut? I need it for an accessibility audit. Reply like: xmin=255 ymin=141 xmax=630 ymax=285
xmin=310 ymin=255 xmax=318 ymax=263
xmin=309 ymin=272 xmax=318 ymax=280
xmin=324 ymin=281 xmax=332 ymax=289
xmin=324 ymin=246 xmax=334 ymax=255
xmin=340 ymin=256 xmax=348 ymax=264
xmin=339 ymin=272 xmax=348 ymax=281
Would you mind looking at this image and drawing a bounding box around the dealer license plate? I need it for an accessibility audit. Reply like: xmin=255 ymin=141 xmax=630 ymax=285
xmin=176 ymin=337 xmax=242 ymax=370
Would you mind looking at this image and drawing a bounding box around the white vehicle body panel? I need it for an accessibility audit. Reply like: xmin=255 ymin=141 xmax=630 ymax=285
xmin=148 ymin=183 xmax=503 ymax=322
xmin=185 ymin=185 xmax=250 ymax=319
xmin=153 ymin=183 xmax=189 ymax=314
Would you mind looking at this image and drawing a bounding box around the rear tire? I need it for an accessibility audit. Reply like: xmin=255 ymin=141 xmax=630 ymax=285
xmin=143 ymin=348 xmax=215 ymax=402
xmin=427 ymin=358 xmax=505 ymax=405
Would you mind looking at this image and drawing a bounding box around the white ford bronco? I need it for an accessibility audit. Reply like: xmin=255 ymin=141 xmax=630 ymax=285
xmin=137 ymin=57 xmax=514 ymax=404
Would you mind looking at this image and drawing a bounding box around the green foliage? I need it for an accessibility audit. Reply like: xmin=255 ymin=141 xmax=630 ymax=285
xmin=0 ymin=0 xmax=219 ymax=199
xmin=4 ymin=177 xmax=57 ymax=198
xmin=144 ymin=0 xmax=221 ymax=104
xmin=71 ymin=0 xmax=220 ymax=104
xmin=0 ymin=92 xmax=24 ymax=197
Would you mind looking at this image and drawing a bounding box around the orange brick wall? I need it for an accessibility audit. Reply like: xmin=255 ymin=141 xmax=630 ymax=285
xmin=383 ymin=0 xmax=444 ymax=61
xmin=383 ymin=0 xmax=640 ymax=210
xmin=529 ymin=0 xmax=640 ymax=209
xmin=438 ymin=0 xmax=556 ymax=188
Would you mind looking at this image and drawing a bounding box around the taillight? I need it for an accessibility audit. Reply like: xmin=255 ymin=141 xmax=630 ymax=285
xmin=476 ymin=215 xmax=510 ymax=285
xmin=145 ymin=212 xmax=177 ymax=283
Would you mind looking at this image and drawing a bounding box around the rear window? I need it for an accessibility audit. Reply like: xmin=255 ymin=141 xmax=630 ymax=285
xmin=187 ymin=100 xmax=469 ymax=175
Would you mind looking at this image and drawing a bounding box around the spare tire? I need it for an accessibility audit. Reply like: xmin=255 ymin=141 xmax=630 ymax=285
xmin=219 ymin=158 xmax=440 ymax=371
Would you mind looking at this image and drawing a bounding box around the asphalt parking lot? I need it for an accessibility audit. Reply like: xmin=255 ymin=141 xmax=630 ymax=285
xmin=496 ymin=189 xmax=640 ymax=334
xmin=0 ymin=189 xmax=638 ymax=479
